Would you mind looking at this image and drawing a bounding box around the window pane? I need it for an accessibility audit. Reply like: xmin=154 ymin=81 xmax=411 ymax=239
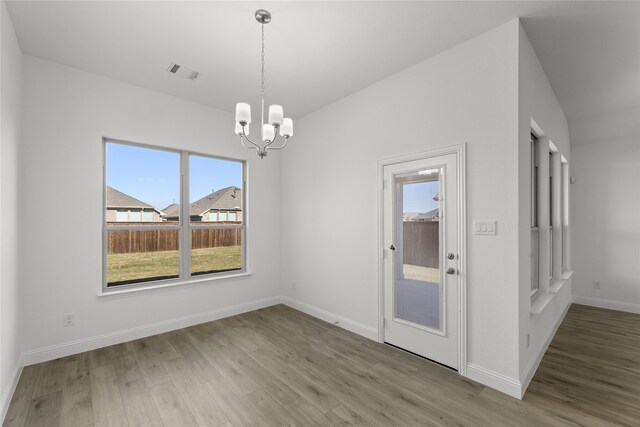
xmin=396 ymin=170 xmax=442 ymax=330
xmin=106 ymin=229 xmax=179 ymax=286
xmin=189 ymin=155 xmax=243 ymax=224
xmin=129 ymin=210 xmax=142 ymax=222
xmin=106 ymin=143 xmax=180 ymax=224
xmin=116 ymin=209 xmax=128 ymax=222
xmin=191 ymin=228 xmax=242 ymax=275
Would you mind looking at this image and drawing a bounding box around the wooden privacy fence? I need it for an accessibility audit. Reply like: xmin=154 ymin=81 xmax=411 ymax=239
xmin=403 ymin=221 xmax=439 ymax=269
xmin=107 ymin=222 xmax=241 ymax=254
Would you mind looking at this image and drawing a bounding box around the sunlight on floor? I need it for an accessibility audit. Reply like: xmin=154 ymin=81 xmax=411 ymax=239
xmin=403 ymin=264 xmax=440 ymax=282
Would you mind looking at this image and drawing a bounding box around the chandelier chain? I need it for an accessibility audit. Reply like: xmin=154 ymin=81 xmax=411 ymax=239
xmin=261 ymin=23 xmax=265 ymax=102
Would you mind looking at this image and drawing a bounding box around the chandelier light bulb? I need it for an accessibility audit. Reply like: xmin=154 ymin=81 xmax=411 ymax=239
xmin=235 ymin=103 xmax=251 ymax=124
xmin=263 ymin=124 xmax=275 ymax=142
xmin=280 ymin=118 xmax=293 ymax=137
xmin=235 ymin=122 xmax=249 ymax=136
xmin=268 ymin=105 xmax=284 ymax=126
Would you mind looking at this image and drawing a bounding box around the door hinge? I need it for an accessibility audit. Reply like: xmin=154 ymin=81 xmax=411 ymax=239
xmin=383 ymin=318 xmax=386 ymax=328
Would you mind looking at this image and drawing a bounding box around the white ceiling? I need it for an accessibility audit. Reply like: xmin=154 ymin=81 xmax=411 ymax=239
xmin=6 ymin=1 xmax=640 ymax=144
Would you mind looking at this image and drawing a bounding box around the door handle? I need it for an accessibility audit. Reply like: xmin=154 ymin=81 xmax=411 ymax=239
xmin=446 ymin=267 xmax=456 ymax=275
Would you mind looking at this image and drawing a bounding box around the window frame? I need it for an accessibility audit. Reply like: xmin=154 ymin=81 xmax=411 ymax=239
xmin=530 ymin=134 xmax=540 ymax=298
xmin=102 ymin=138 xmax=247 ymax=292
xmin=549 ymin=150 xmax=554 ymax=282
xmin=561 ymin=157 xmax=569 ymax=272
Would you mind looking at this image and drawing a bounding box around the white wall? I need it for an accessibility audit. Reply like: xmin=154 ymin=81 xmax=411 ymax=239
xmin=517 ymin=23 xmax=572 ymax=388
xmin=571 ymin=137 xmax=640 ymax=313
xmin=20 ymin=55 xmax=282 ymax=359
xmin=282 ymin=20 xmax=522 ymax=386
xmin=1 ymin=0 xmax=23 ymax=413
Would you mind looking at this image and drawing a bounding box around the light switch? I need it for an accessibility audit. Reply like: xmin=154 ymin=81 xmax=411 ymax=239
xmin=473 ymin=220 xmax=497 ymax=236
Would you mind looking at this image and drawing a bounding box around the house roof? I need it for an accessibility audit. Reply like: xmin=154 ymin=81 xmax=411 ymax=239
xmin=162 ymin=203 xmax=179 ymax=217
xmin=416 ymin=208 xmax=439 ymax=220
xmin=106 ymin=186 xmax=159 ymax=211
xmin=162 ymin=186 xmax=242 ymax=218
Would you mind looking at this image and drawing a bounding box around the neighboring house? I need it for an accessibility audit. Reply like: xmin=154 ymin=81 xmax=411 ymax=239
xmin=404 ymin=208 xmax=439 ymax=222
xmin=162 ymin=186 xmax=242 ymax=222
xmin=106 ymin=186 xmax=163 ymax=222
xmin=414 ymin=208 xmax=439 ymax=221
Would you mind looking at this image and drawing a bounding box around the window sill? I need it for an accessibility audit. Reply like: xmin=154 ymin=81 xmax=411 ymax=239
xmin=530 ymin=292 xmax=554 ymax=316
xmin=549 ymin=278 xmax=567 ymax=294
xmin=98 ymin=271 xmax=252 ymax=300
xmin=561 ymin=270 xmax=574 ymax=280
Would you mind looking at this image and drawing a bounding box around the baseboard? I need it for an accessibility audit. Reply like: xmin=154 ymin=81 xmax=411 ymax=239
xmin=22 ymin=296 xmax=282 ymax=366
xmin=466 ymin=363 xmax=522 ymax=399
xmin=281 ymin=296 xmax=379 ymax=341
xmin=1 ymin=356 xmax=24 ymax=425
xmin=520 ymin=300 xmax=571 ymax=396
xmin=572 ymin=295 xmax=640 ymax=314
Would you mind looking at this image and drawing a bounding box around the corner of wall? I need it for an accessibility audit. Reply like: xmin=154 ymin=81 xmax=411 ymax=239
xmin=1 ymin=0 xmax=25 ymax=422
xmin=516 ymin=18 xmax=572 ymax=395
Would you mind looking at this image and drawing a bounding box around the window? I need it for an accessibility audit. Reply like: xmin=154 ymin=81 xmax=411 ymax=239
xmin=116 ymin=209 xmax=128 ymax=222
xmin=104 ymin=140 xmax=245 ymax=289
xmin=530 ymin=135 xmax=540 ymax=296
xmin=129 ymin=210 xmax=142 ymax=222
xmin=561 ymin=158 xmax=569 ymax=271
xmin=549 ymin=150 xmax=554 ymax=281
xmin=189 ymin=154 xmax=243 ymax=276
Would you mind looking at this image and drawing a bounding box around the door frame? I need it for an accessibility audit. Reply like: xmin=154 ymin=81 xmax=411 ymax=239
xmin=377 ymin=143 xmax=467 ymax=375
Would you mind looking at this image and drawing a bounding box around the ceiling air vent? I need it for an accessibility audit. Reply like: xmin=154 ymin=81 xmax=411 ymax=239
xmin=167 ymin=62 xmax=200 ymax=80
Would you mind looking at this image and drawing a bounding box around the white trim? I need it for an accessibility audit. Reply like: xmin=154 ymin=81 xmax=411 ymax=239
xmin=22 ymin=296 xmax=281 ymax=366
xmin=1 ymin=356 xmax=24 ymax=424
xmin=530 ymin=291 xmax=554 ymax=315
xmin=520 ymin=301 xmax=570 ymax=396
xmin=98 ymin=272 xmax=253 ymax=299
xmin=376 ymin=144 xmax=467 ymax=374
xmin=466 ymin=363 xmax=522 ymax=399
xmin=281 ymin=296 xmax=378 ymax=341
xmin=457 ymin=144 xmax=468 ymax=376
xmin=572 ymin=296 xmax=640 ymax=315
xmin=549 ymin=278 xmax=567 ymax=294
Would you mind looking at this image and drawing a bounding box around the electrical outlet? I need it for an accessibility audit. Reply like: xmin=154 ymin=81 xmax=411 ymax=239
xmin=63 ymin=313 xmax=75 ymax=327
xmin=593 ymin=281 xmax=601 ymax=289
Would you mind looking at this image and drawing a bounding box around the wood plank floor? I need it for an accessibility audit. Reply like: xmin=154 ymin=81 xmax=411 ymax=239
xmin=3 ymin=304 xmax=639 ymax=426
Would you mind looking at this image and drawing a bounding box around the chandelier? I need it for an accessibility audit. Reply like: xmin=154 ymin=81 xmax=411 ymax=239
xmin=235 ymin=9 xmax=293 ymax=159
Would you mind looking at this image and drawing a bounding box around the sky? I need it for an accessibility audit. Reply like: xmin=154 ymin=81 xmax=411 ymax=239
xmin=403 ymin=180 xmax=439 ymax=213
xmin=106 ymin=143 xmax=242 ymax=209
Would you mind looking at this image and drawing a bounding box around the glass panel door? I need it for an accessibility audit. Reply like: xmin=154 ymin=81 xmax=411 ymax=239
xmin=393 ymin=167 xmax=443 ymax=331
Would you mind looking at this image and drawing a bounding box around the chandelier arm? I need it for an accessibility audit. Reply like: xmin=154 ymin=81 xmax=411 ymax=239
xmin=265 ymin=137 xmax=289 ymax=151
xmin=239 ymin=134 xmax=260 ymax=151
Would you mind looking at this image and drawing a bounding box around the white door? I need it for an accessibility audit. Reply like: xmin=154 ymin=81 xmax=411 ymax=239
xmin=383 ymin=153 xmax=459 ymax=369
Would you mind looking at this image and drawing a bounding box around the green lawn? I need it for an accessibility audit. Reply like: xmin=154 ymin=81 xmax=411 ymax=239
xmin=107 ymin=246 xmax=241 ymax=285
